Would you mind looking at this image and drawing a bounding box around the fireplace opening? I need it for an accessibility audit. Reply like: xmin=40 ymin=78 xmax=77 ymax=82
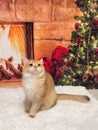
xmin=0 ymin=22 xmax=34 ymax=86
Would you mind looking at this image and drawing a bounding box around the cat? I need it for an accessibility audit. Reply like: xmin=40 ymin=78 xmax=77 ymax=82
xmin=22 ymin=59 xmax=90 ymax=118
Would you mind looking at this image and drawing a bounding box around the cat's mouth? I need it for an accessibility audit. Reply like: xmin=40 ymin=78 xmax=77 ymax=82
xmin=32 ymin=69 xmax=39 ymax=74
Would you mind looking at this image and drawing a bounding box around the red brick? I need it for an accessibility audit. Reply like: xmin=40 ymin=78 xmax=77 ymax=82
xmin=34 ymin=40 xmax=70 ymax=59
xmin=32 ymin=5 xmax=52 ymax=21
xmin=67 ymin=0 xmax=76 ymax=7
xmin=64 ymin=19 xmax=76 ymax=29
xmin=0 ymin=0 xmax=81 ymax=22
xmin=27 ymin=0 xmax=34 ymax=5
xmin=64 ymin=29 xmax=73 ymax=40
xmin=52 ymin=7 xmax=76 ymax=21
xmin=75 ymin=8 xmax=82 ymax=15
xmin=52 ymin=0 xmax=77 ymax=7
xmin=16 ymin=4 xmax=52 ymax=22
xmin=34 ymin=21 xmax=75 ymax=40
xmin=52 ymin=0 xmax=67 ymax=7
xmin=16 ymin=0 xmax=29 ymax=4
xmin=34 ymin=0 xmax=51 ymax=5
xmin=0 ymin=5 xmax=16 ymax=21
xmin=15 ymin=5 xmax=28 ymax=21
xmin=34 ymin=22 xmax=65 ymax=40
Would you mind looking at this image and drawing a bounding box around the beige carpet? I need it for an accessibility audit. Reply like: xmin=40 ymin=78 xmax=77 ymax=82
xmin=0 ymin=86 xmax=98 ymax=130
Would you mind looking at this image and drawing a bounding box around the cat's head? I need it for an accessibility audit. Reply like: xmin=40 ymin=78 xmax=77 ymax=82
xmin=23 ymin=58 xmax=45 ymax=76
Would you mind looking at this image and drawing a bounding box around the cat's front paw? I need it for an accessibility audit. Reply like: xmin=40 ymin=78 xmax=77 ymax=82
xmin=25 ymin=109 xmax=30 ymax=113
xmin=29 ymin=113 xmax=36 ymax=118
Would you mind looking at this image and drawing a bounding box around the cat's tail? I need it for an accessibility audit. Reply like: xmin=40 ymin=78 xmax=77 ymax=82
xmin=57 ymin=94 xmax=90 ymax=103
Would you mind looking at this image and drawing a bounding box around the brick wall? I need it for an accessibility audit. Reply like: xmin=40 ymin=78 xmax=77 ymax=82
xmin=0 ymin=0 xmax=81 ymax=59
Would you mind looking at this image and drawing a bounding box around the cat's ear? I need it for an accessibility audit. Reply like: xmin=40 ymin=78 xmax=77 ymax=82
xmin=23 ymin=58 xmax=28 ymax=65
xmin=39 ymin=58 xmax=43 ymax=64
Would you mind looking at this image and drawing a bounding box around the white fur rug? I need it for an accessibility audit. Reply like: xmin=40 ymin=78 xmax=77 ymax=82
xmin=0 ymin=86 xmax=98 ymax=130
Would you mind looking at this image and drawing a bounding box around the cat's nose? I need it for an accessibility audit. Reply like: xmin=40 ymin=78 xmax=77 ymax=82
xmin=33 ymin=65 xmax=37 ymax=69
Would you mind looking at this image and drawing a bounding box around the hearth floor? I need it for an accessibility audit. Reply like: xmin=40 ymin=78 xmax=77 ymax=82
xmin=0 ymin=78 xmax=22 ymax=87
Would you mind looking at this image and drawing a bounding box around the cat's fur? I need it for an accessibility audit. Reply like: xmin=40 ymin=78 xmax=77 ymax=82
xmin=22 ymin=59 xmax=90 ymax=117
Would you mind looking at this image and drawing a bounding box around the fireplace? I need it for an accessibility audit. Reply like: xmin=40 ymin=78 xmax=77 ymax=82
xmin=0 ymin=0 xmax=80 ymax=87
xmin=0 ymin=22 xmax=34 ymax=87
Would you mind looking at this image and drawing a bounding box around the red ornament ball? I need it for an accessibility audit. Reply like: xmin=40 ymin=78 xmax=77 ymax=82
xmin=76 ymin=36 xmax=83 ymax=44
xmin=75 ymin=23 xmax=81 ymax=29
xmin=94 ymin=48 xmax=98 ymax=56
xmin=92 ymin=19 xmax=98 ymax=27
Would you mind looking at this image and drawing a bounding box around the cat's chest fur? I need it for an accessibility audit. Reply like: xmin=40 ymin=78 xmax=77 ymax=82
xmin=22 ymin=74 xmax=46 ymax=102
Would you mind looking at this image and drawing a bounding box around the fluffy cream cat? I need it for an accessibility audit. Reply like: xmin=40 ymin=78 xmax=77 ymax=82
xmin=22 ymin=59 xmax=90 ymax=118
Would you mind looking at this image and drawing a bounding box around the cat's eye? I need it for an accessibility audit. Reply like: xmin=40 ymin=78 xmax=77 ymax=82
xmin=29 ymin=63 xmax=33 ymax=66
xmin=38 ymin=64 xmax=41 ymax=66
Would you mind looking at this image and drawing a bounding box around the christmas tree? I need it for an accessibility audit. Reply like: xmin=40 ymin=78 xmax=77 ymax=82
xmin=55 ymin=0 xmax=98 ymax=88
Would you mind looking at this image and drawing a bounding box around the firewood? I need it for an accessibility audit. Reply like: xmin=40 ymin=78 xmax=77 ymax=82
xmin=0 ymin=70 xmax=3 ymax=80
xmin=0 ymin=65 xmax=12 ymax=80
xmin=18 ymin=64 xmax=23 ymax=72
xmin=7 ymin=56 xmax=14 ymax=62
xmin=6 ymin=61 xmax=22 ymax=78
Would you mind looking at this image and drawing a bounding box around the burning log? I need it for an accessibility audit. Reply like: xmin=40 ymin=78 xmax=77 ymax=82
xmin=0 ymin=70 xmax=3 ymax=80
xmin=6 ymin=61 xmax=22 ymax=78
xmin=18 ymin=63 xmax=23 ymax=72
xmin=0 ymin=57 xmax=23 ymax=80
xmin=7 ymin=56 xmax=14 ymax=62
xmin=0 ymin=65 xmax=12 ymax=80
